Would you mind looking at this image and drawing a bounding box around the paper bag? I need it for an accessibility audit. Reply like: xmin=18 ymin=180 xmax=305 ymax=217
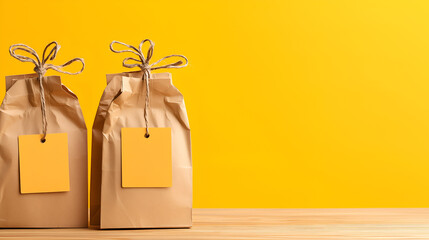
xmin=90 ymin=40 xmax=192 ymax=229
xmin=0 ymin=42 xmax=88 ymax=228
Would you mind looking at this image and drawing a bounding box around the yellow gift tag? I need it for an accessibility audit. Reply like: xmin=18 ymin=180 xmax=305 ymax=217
xmin=121 ymin=128 xmax=172 ymax=188
xmin=18 ymin=133 xmax=70 ymax=194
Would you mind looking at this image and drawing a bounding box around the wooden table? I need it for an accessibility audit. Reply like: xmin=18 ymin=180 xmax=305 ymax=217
xmin=1 ymin=209 xmax=428 ymax=239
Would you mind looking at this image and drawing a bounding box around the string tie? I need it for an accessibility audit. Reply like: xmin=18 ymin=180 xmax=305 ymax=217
xmin=110 ymin=39 xmax=188 ymax=137
xmin=9 ymin=41 xmax=85 ymax=141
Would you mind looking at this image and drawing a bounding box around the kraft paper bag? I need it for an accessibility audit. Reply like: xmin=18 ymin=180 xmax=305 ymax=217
xmin=0 ymin=42 xmax=88 ymax=228
xmin=90 ymin=39 xmax=192 ymax=229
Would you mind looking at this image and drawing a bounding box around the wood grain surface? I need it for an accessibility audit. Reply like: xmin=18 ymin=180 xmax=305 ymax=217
xmin=0 ymin=208 xmax=428 ymax=239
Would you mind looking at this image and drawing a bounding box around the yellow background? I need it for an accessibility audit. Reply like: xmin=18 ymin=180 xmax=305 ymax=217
xmin=1 ymin=0 xmax=429 ymax=207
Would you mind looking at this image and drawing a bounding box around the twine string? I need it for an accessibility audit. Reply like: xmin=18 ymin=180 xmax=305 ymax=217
xmin=9 ymin=42 xmax=85 ymax=141
xmin=110 ymin=39 xmax=188 ymax=137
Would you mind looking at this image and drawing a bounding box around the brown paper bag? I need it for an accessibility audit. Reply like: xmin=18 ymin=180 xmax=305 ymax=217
xmin=90 ymin=40 xmax=192 ymax=229
xmin=0 ymin=42 xmax=88 ymax=228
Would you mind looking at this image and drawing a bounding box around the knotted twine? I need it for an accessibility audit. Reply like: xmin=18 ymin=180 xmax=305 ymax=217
xmin=9 ymin=42 xmax=85 ymax=142
xmin=110 ymin=39 xmax=188 ymax=137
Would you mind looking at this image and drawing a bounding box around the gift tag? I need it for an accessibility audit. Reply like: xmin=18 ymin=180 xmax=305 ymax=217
xmin=18 ymin=133 xmax=70 ymax=194
xmin=121 ymin=128 xmax=172 ymax=188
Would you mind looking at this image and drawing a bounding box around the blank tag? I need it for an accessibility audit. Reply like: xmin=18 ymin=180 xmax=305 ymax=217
xmin=121 ymin=128 xmax=172 ymax=188
xmin=18 ymin=133 xmax=70 ymax=194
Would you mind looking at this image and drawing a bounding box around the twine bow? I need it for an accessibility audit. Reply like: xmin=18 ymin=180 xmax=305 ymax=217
xmin=110 ymin=39 xmax=188 ymax=137
xmin=9 ymin=42 xmax=85 ymax=142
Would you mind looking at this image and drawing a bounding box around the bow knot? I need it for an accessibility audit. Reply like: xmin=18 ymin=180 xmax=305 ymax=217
xmin=34 ymin=66 xmax=47 ymax=76
xmin=110 ymin=39 xmax=188 ymax=77
xmin=10 ymin=42 xmax=85 ymax=78
xmin=141 ymin=64 xmax=151 ymax=70
xmin=140 ymin=63 xmax=152 ymax=76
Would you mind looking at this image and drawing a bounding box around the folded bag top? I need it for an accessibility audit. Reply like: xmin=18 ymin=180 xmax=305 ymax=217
xmin=90 ymin=39 xmax=192 ymax=229
xmin=0 ymin=42 xmax=88 ymax=228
